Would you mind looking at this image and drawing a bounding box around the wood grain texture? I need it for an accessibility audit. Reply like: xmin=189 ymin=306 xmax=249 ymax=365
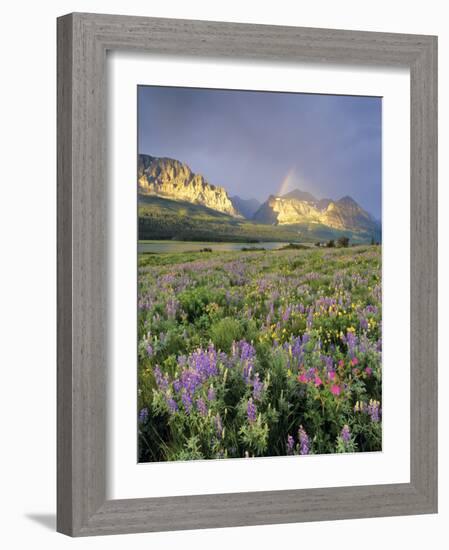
xmin=409 ymin=36 xmax=438 ymax=508
xmin=57 ymin=12 xmax=438 ymax=536
xmin=57 ymin=13 xmax=74 ymax=536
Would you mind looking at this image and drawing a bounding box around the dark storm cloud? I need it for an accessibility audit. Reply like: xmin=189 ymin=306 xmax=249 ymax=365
xmin=138 ymin=86 xmax=382 ymax=219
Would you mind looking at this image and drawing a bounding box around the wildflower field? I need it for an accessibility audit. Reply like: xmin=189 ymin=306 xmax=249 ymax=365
xmin=138 ymin=245 xmax=382 ymax=462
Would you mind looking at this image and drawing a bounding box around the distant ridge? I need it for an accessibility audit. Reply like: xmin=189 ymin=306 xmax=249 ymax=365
xmin=230 ymin=196 xmax=261 ymax=219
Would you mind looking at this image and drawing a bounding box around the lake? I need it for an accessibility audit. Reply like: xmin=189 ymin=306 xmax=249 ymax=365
xmin=138 ymin=240 xmax=292 ymax=254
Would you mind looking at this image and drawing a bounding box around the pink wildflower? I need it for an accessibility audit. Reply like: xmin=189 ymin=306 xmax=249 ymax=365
xmin=331 ymin=384 xmax=341 ymax=396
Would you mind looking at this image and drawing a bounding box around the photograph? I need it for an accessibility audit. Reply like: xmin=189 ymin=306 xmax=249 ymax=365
xmin=137 ymin=85 xmax=382 ymax=462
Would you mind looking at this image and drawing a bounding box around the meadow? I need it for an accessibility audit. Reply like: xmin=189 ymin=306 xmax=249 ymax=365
xmin=138 ymin=245 xmax=382 ymax=462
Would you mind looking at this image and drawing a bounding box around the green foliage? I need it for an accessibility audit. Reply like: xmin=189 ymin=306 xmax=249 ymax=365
xmin=337 ymin=236 xmax=350 ymax=248
xmin=210 ymin=317 xmax=244 ymax=352
xmin=178 ymin=287 xmax=224 ymax=322
xmin=239 ymin=417 xmax=269 ymax=456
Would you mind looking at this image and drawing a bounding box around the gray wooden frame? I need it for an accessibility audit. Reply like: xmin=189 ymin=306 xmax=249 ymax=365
xmin=57 ymin=12 xmax=438 ymax=537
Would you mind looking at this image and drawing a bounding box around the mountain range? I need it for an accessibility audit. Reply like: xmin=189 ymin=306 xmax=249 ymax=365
xmin=138 ymin=154 xmax=381 ymax=243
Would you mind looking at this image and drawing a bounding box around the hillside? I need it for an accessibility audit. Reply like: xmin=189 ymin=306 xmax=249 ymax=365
xmin=138 ymin=195 xmax=377 ymax=243
xmin=138 ymin=195 xmax=302 ymax=242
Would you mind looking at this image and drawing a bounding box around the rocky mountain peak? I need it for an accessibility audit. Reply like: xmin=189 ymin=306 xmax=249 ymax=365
xmin=337 ymin=195 xmax=359 ymax=207
xmin=282 ymin=188 xmax=317 ymax=202
xmin=253 ymin=189 xmax=379 ymax=234
xmin=138 ymin=154 xmax=240 ymax=217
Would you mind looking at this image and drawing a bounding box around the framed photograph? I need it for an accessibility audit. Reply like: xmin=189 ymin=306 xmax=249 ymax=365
xmin=57 ymin=13 xmax=437 ymax=536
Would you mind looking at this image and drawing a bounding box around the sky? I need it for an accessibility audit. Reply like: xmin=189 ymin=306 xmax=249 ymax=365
xmin=138 ymin=86 xmax=382 ymax=219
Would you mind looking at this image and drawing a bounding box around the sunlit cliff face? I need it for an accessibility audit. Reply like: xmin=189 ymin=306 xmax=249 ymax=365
xmin=138 ymin=154 xmax=241 ymax=218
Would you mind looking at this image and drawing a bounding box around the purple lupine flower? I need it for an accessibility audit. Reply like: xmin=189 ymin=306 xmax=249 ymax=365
xmin=232 ymin=340 xmax=256 ymax=364
xmin=286 ymin=434 xmax=295 ymax=455
xmin=166 ymin=396 xmax=178 ymax=414
xmin=178 ymin=369 xmax=201 ymax=397
xmin=153 ymin=366 xmax=169 ymax=392
xmin=187 ymin=345 xmax=218 ymax=381
xmin=207 ymin=386 xmax=216 ymax=401
xmin=241 ymin=341 xmax=256 ymax=362
xmin=289 ymin=335 xmax=305 ymax=365
xmin=345 ymin=331 xmax=358 ymax=357
xmin=323 ymin=355 xmax=333 ymax=373
xmin=359 ymin=317 xmax=369 ymax=331
xmin=196 ymin=398 xmax=207 ymax=417
xmin=298 ymin=425 xmax=310 ymax=455
xmin=368 ymin=400 xmax=381 ymax=422
xmin=282 ymin=306 xmax=292 ymax=322
xmin=146 ymin=344 xmax=153 ymax=358
xmin=165 ymin=297 xmax=179 ymax=319
xmin=138 ymin=407 xmax=148 ymax=424
xmin=341 ymin=424 xmax=351 ymax=444
xmin=247 ymin=398 xmax=257 ymax=423
xmin=243 ymin=361 xmax=253 ymax=383
xmin=138 ymin=296 xmax=153 ymax=310
xmin=252 ymin=374 xmax=264 ymax=401
xmin=181 ymin=392 xmax=193 ymax=415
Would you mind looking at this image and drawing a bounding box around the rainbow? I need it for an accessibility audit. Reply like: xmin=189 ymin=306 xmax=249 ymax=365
xmin=277 ymin=167 xmax=297 ymax=197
